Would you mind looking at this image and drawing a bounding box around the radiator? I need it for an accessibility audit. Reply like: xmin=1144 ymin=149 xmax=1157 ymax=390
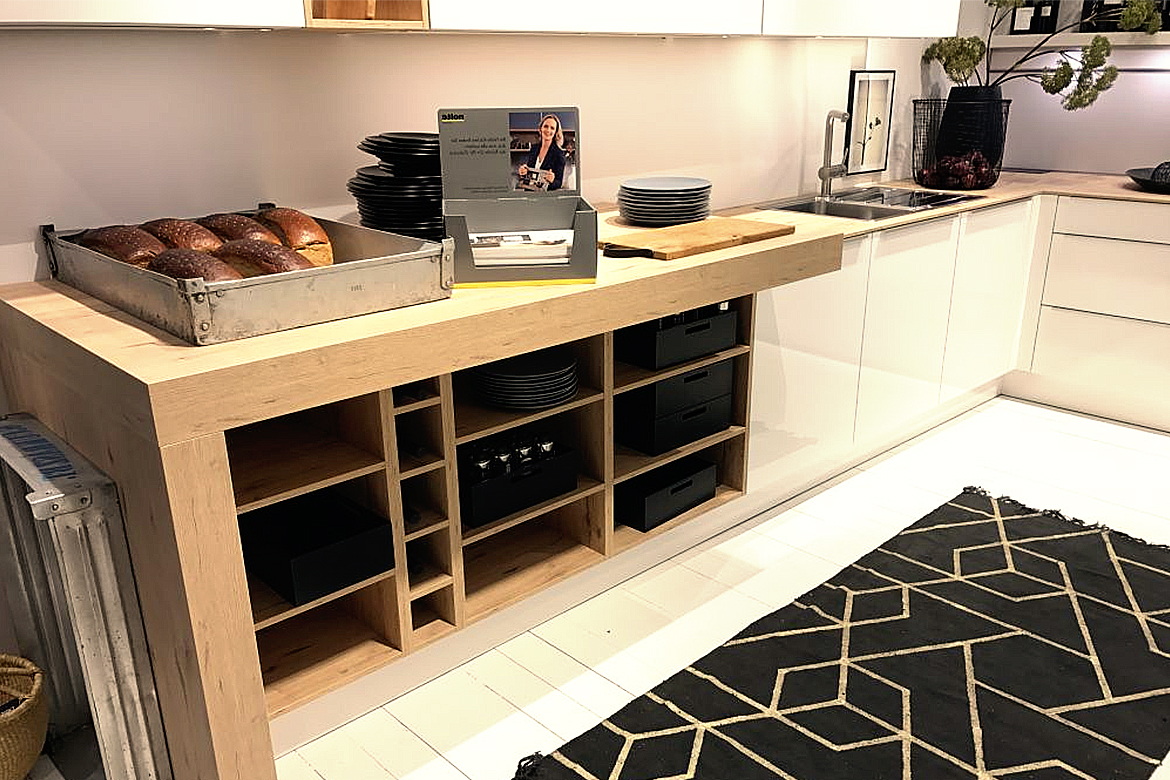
xmin=0 ymin=413 xmax=172 ymax=780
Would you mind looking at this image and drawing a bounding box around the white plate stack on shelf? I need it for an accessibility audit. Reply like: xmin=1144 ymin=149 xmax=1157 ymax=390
xmin=469 ymin=347 xmax=578 ymax=410
xmin=618 ymin=176 xmax=712 ymax=227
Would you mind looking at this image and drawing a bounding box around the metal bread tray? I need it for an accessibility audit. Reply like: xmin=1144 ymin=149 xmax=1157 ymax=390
xmin=42 ymin=212 xmax=454 ymax=346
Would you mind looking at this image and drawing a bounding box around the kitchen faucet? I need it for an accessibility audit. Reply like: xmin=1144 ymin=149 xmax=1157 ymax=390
xmin=818 ymin=109 xmax=851 ymax=199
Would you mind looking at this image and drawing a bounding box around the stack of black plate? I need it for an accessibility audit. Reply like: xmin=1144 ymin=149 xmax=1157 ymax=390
xmin=349 ymin=132 xmax=444 ymax=241
xmin=618 ymin=176 xmax=712 ymax=226
xmin=469 ymin=347 xmax=578 ymax=411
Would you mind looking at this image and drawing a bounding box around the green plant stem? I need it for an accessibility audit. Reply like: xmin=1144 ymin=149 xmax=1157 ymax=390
xmin=984 ymin=5 xmax=1015 ymax=85
xmin=990 ymin=7 xmax=1125 ymax=86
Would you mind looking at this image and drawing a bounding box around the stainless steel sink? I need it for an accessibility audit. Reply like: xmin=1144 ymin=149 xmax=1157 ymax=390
xmin=761 ymin=187 xmax=984 ymax=220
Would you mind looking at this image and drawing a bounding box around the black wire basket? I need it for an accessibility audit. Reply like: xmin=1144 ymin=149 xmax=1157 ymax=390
xmin=913 ymin=97 xmax=1011 ymax=190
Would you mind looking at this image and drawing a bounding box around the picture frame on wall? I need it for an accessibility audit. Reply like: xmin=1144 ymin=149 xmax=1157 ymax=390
xmin=845 ymin=70 xmax=895 ymax=176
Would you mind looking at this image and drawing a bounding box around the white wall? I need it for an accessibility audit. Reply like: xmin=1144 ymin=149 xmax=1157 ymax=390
xmin=0 ymin=28 xmax=937 ymax=285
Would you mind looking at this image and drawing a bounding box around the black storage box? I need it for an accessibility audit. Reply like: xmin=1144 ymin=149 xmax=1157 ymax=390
xmin=616 ymin=455 xmax=717 ymax=532
xmin=240 ymin=489 xmax=395 ymax=607
xmin=459 ymin=448 xmax=578 ymax=528
xmin=615 ymin=308 xmax=738 ymax=370
xmin=616 ymin=393 xmax=733 ymax=456
xmin=626 ymin=359 xmax=734 ymax=420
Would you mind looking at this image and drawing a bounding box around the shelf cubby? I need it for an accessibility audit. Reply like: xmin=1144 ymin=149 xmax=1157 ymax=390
xmin=249 ymin=568 xmax=396 ymax=631
xmin=227 ymin=394 xmax=386 ymax=513
xmin=614 ymin=425 xmax=746 ymax=484
xmin=256 ymin=575 xmax=402 ymax=718
xmin=612 ymin=485 xmax=742 ymax=554
xmin=304 ymin=0 xmax=428 ymax=29
xmin=410 ymin=586 xmax=458 ymax=647
xmin=400 ymin=468 xmax=449 ymax=537
xmin=392 ymin=377 xmax=442 ymax=413
xmin=461 ymin=477 xmax=605 ymax=546
xmin=395 ymin=406 xmax=445 ymax=478
xmin=406 ymin=531 xmax=454 ymax=598
xmin=463 ymin=493 xmax=607 ymax=623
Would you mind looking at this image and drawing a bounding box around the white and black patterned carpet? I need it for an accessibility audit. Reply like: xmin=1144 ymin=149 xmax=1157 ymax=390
xmin=513 ymin=488 xmax=1170 ymax=779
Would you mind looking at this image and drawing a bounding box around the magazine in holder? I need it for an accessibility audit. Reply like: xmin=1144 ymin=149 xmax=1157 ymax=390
xmin=438 ymin=106 xmax=597 ymax=286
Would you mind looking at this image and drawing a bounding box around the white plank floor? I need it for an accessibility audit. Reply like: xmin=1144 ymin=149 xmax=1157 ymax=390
xmin=280 ymin=398 xmax=1170 ymax=780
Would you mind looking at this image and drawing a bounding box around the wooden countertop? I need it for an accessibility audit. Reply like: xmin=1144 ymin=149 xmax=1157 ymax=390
xmin=1 ymin=170 xmax=1165 ymax=445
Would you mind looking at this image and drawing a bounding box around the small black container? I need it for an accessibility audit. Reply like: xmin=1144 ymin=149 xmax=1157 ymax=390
xmin=627 ymin=359 xmax=734 ymax=420
xmin=459 ymin=448 xmax=578 ymax=528
xmin=616 ymin=455 xmax=717 ymax=532
xmin=617 ymin=392 xmax=733 ymax=456
xmin=240 ymin=489 xmax=395 ymax=607
xmin=615 ymin=308 xmax=737 ymax=370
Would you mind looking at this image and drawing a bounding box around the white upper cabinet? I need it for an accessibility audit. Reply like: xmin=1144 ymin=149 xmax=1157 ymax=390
xmin=0 ymin=0 xmax=305 ymax=27
xmin=428 ymin=0 xmax=764 ymax=35
xmin=762 ymin=0 xmax=960 ymax=37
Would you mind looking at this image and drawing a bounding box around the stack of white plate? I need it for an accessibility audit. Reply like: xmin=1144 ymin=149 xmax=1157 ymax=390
xmin=469 ymin=347 xmax=578 ymax=411
xmin=618 ymin=176 xmax=712 ymax=226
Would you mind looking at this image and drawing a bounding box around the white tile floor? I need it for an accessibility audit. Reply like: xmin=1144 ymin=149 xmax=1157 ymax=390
xmin=279 ymin=398 xmax=1170 ymax=780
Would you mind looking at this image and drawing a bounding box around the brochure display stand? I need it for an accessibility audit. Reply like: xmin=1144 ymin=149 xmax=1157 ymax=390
xmin=438 ymin=106 xmax=597 ymax=286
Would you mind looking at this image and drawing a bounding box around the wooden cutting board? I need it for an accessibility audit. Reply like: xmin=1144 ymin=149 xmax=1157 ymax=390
xmin=601 ymin=216 xmax=796 ymax=260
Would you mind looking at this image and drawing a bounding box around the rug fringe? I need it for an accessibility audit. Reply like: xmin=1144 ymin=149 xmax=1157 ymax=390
xmin=512 ymin=752 xmax=544 ymax=779
xmin=964 ymin=486 xmax=1170 ymax=551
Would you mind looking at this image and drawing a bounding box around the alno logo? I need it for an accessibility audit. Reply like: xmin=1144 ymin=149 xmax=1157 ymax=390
xmin=440 ymin=112 xmax=465 ymax=122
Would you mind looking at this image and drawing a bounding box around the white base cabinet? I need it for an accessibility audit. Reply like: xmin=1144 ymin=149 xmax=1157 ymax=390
xmin=940 ymin=201 xmax=1034 ymax=402
xmin=750 ymin=236 xmax=869 ymax=490
xmin=855 ymin=217 xmax=960 ymax=446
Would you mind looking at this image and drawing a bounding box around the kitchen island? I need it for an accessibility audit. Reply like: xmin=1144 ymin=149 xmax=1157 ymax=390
xmin=1 ymin=170 xmax=1166 ymax=780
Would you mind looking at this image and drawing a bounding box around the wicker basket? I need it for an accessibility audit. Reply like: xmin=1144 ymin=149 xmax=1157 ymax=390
xmin=0 ymin=655 xmax=48 ymax=780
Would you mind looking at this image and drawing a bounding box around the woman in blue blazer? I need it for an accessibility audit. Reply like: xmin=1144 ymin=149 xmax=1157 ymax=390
xmin=517 ymin=114 xmax=567 ymax=191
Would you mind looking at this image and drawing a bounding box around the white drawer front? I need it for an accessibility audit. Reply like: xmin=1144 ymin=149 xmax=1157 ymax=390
xmin=1044 ymin=234 xmax=1170 ymax=325
xmin=1033 ymin=306 xmax=1170 ymax=393
xmin=1054 ymin=197 xmax=1170 ymax=244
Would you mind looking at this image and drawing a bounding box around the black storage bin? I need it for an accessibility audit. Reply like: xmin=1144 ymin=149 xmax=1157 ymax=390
xmin=616 ymin=455 xmax=717 ymax=532
xmin=616 ymin=393 xmax=733 ymax=456
xmin=626 ymin=359 xmax=733 ymax=420
xmin=459 ymin=448 xmax=578 ymax=528
xmin=615 ymin=308 xmax=738 ymax=370
xmin=240 ymin=489 xmax=395 ymax=607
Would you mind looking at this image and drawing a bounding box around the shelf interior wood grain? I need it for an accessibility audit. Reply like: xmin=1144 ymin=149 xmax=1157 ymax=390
xmin=613 ymin=345 xmax=751 ymax=394
xmin=453 ymin=387 xmax=603 ymax=444
xmin=463 ymin=522 xmax=604 ymax=623
xmin=258 ymin=604 xmax=401 ymax=719
xmin=228 ymin=416 xmax=385 ymax=513
xmin=613 ymin=426 xmax=746 ymax=484
xmin=249 ymin=569 xmax=395 ymax=631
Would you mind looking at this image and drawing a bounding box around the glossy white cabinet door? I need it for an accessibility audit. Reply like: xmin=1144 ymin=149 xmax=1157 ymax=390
xmin=428 ymin=0 xmax=763 ymax=34
xmin=1054 ymin=197 xmax=1170 ymax=244
xmin=1044 ymin=234 xmax=1170 ymax=325
xmin=750 ymin=236 xmax=870 ymax=490
xmin=762 ymin=0 xmax=960 ymax=37
xmin=0 ymin=0 xmax=305 ymax=26
xmin=855 ymin=217 xmax=959 ymax=445
xmin=940 ymin=201 xmax=1033 ymax=402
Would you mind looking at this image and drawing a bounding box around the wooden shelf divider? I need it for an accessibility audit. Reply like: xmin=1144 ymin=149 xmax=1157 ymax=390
xmin=613 ymin=426 xmax=746 ymax=484
xmin=454 ymin=387 xmax=604 ymax=444
xmin=613 ymin=345 xmax=751 ymax=395
xmin=460 ymin=478 xmax=604 ymax=547
xmin=398 ymin=451 xmax=444 ymax=480
xmin=249 ymin=569 xmax=395 ymax=631
xmin=228 ymin=417 xmax=385 ymax=513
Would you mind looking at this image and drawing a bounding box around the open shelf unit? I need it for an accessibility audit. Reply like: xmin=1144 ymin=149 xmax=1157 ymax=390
xmin=303 ymin=0 xmax=428 ymax=29
xmin=227 ymin=296 xmax=754 ymax=718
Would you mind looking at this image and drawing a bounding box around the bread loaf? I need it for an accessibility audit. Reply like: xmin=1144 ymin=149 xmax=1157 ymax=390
xmin=255 ymin=208 xmax=334 ymax=267
xmin=196 ymin=213 xmax=281 ymax=245
xmin=211 ymin=239 xmax=315 ymax=277
xmin=140 ymin=218 xmax=223 ymax=252
xmin=79 ymin=225 xmax=166 ymax=267
xmin=147 ymin=248 xmax=244 ymax=282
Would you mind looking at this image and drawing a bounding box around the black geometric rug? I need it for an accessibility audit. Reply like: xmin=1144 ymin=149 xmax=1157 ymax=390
xmin=513 ymin=488 xmax=1170 ymax=779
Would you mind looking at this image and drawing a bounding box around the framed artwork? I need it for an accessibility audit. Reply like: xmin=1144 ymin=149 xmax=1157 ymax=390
xmin=845 ymin=70 xmax=895 ymax=175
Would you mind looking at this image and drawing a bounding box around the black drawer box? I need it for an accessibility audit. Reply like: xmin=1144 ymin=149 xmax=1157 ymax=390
xmin=616 ymin=455 xmax=717 ymax=532
xmin=240 ymin=489 xmax=394 ymax=607
xmin=459 ymin=449 xmax=578 ymax=528
xmin=616 ymin=393 xmax=733 ymax=455
xmin=615 ymin=309 xmax=738 ymax=370
xmin=624 ymin=359 xmax=734 ymax=420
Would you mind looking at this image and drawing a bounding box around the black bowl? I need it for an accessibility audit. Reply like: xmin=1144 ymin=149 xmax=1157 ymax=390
xmin=1126 ymin=167 xmax=1170 ymax=195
